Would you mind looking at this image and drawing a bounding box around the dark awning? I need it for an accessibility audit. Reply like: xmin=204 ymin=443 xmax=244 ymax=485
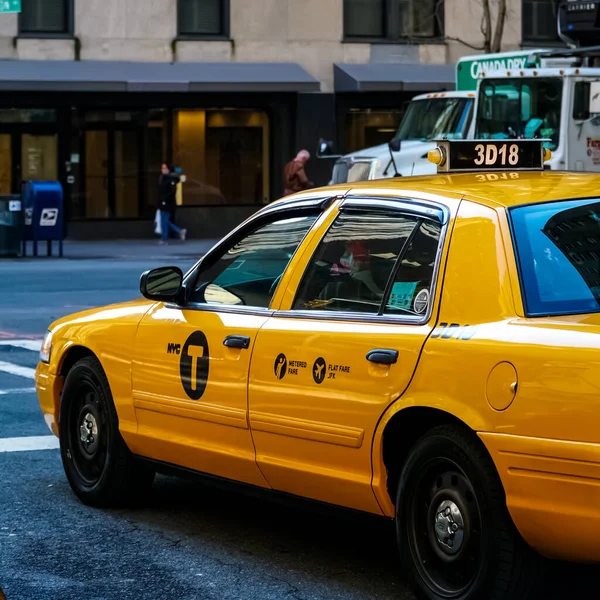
xmin=334 ymin=63 xmax=455 ymax=92
xmin=0 ymin=60 xmax=320 ymax=93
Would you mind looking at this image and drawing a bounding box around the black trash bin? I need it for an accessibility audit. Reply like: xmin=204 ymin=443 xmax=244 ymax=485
xmin=0 ymin=194 xmax=22 ymax=258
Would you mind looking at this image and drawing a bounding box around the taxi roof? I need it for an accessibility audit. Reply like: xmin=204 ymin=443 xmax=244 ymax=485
xmin=324 ymin=171 xmax=600 ymax=210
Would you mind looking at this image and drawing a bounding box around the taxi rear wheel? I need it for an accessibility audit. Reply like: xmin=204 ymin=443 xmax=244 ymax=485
xmin=59 ymin=356 xmax=155 ymax=507
xmin=396 ymin=425 xmax=543 ymax=600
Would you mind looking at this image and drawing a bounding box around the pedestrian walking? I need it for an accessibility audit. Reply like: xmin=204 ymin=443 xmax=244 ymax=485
xmin=157 ymin=162 xmax=186 ymax=245
xmin=283 ymin=149 xmax=314 ymax=196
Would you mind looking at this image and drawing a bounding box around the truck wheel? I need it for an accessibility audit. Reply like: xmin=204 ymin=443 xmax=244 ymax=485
xmin=396 ymin=425 xmax=543 ymax=600
xmin=59 ymin=356 xmax=154 ymax=507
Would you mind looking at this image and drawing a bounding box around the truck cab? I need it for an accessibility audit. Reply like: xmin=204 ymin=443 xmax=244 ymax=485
xmin=329 ymin=91 xmax=474 ymax=185
xmin=326 ymin=50 xmax=546 ymax=185
xmin=470 ymin=2 xmax=600 ymax=172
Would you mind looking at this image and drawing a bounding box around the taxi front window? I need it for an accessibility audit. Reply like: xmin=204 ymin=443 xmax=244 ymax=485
xmin=510 ymin=199 xmax=600 ymax=316
xmin=475 ymin=78 xmax=562 ymax=150
xmin=191 ymin=215 xmax=318 ymax=308
xmin=395 ymin=98 xmax=473 ymax=142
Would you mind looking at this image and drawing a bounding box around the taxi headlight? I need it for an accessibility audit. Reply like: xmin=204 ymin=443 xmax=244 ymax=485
xmin=40 ymin=330 xmax=52 ymax=363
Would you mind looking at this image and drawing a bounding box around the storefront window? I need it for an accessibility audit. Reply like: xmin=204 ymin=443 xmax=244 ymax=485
xmin=80 ymin=111 xmax=142 ymax=219
xmin=173 ymin=109 xmax=269 ymax=205
xmin=345 ymin=108 xmax=405 ymax=153
xmin=144 ymin=109 xmax=169 ymax=219
xmin=0 ymin=109 xmax=56 ymax=123
xmin=21 ymin=135 xmax=58 ymax=182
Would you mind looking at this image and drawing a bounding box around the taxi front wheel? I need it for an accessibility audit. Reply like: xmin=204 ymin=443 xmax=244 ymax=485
xmin=58 ymin=356 xmax=155 ymax=507
xmin=396 ymin=425 xmax=544 ymax=600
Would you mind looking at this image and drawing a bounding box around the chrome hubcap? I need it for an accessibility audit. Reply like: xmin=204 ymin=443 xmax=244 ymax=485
xmin=79 ymin=412 xmax=98 ymax=453
xmin=433 ymin=499 xmax=464 ymax=555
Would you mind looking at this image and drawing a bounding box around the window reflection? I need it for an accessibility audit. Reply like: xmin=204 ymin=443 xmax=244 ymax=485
xmin=192 ymin=215 xmax=317 ymax=308
xmin=511 ymin=199 xmax=600 ymax=315
xmin=294 ymin=212 xmax=419 ymax=314
xmin=384 ymin=220 xmax=441 ymax=316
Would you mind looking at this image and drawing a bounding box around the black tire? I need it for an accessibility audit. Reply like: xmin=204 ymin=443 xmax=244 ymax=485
xmin=59 ymin=356 xmax=155 ymax=507
xmin=396 ymin=425 xmax=544 ymax=600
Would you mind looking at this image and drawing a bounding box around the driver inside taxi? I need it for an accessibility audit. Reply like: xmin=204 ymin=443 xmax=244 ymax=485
xmin=329 ymin=240 xmax=384 ymax=299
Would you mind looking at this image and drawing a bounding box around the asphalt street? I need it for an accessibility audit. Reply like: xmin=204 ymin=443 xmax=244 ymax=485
xmin=0 ymin=244 xmax=599 ymax=600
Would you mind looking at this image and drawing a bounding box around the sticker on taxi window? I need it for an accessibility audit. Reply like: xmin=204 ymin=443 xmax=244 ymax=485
xmin=414 ymin=289 xmax=430 ymax=314
xmin=389 ymin=281 xmax=419 ymax=310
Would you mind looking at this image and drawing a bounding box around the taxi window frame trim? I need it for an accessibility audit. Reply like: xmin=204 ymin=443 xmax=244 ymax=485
xmin=174 ymin=198 xmax=335 ymax=316
xmin=277 ymin=196 xmax=449 ymax=326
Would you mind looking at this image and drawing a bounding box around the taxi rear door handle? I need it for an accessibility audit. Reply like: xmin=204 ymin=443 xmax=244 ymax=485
xmin=223 ymin=335 xmax=251 ymax=349
xmin=366 ymin=349 xmax=398 ymax=365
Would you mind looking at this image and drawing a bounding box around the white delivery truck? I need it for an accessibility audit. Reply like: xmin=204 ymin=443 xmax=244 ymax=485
xmin=473 ymin=46 xmax=600 ymax=172
xmin=323 ymin=49 xmax=547 ymax=184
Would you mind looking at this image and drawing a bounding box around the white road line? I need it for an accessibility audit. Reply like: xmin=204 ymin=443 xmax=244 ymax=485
xmin=0 ymin=387 xmax=36 ymax=395
xmin=0 ymin=339 xmax=42 ymax=352
xmin=0 ymin=361 xmax=36 ymax=380
xmin=0 ymin=436 xmax=59 ymax=453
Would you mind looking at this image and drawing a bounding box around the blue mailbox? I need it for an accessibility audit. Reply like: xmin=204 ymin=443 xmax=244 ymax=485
xmin=22 ymin=181 xmax=64 ymax=257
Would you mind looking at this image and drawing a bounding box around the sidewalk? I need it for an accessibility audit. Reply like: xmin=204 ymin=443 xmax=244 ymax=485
xmin=17 ymin=238 xmax=220 ymax=261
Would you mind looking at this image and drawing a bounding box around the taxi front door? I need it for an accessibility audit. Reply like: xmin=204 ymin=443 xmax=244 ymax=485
xmin=248 ymin=201 xmax=448 ymax=513
xmin=131 ymin=304 xmax=269 ymax=487
xmin=130 ymin=209 xmax=322 ymax=487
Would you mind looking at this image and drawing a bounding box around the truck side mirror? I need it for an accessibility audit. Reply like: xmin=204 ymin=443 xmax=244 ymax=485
xmin=317 ymin=138 xmax=336 ymax=157
xmin=389 ymin=138 xmax=401 ymax=153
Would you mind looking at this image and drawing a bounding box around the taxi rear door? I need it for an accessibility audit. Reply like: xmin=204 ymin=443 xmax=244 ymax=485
xmin=130 ymin=200 xmax=326 ymax=486
xmin=248 ymin=197 xmax=452 ymax=513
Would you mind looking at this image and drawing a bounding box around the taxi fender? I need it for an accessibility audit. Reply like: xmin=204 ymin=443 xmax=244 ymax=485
xmin=44 ymin=299 xmax=155 ymax=439
xmin=371 ymin=391 xmax=493 ymax=517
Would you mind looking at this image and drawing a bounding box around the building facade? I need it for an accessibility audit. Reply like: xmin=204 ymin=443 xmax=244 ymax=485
xmin=0 ymin=0 xmax=563 ymax=238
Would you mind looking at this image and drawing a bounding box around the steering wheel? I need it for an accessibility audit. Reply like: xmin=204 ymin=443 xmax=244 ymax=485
xmin=269 ymin=274 xmax=283 ymax=299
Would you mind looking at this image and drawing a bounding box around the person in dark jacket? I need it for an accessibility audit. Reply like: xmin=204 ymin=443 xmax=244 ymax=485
xmin=158 ymin=163 xmax=186 ymax=245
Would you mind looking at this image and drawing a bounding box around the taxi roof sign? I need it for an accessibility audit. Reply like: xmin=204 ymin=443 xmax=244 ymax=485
xmin=427 ymin=139 xmax=551 ymax=173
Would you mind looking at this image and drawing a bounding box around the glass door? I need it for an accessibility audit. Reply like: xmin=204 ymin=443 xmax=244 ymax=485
xmin=84 ymin=128 xmax=140 ymax=218
xmin=85 ymin=130 xmax=109 ymax=218
xmin=20 ymin=133 xmax=58 ymax=187
xmin=114 ymin=130 xmax=139 ymax=218
xmin=0 ymin=135 xmax=10 ymax=194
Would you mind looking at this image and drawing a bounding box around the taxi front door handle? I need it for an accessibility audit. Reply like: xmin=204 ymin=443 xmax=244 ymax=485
xmin=366 ymin=349 xmax=398 ymax=365
xmin=223 ymin=335 xmax=251 ymax=349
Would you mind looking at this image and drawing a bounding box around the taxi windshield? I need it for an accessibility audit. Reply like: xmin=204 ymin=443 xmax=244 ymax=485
xmin=475 ymin=77 xmax=562 ymax=150
xmin=510 ymin=198 xmax=600 ymax=316
xmin=395 ymin=97 xmax=473 ymax=142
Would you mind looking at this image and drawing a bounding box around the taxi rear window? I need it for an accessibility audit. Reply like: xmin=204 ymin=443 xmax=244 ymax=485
xmin=509 ymin=198 xmax=600 ymax=316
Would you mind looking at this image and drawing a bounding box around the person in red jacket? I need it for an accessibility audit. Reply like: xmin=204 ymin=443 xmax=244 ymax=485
xmin=283 ymin=149 xmax=314 ymax=196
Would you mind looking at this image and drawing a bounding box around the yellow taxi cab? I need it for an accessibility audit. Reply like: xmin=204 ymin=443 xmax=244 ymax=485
xmin=36 ymin=139 xmax=600 ymax=600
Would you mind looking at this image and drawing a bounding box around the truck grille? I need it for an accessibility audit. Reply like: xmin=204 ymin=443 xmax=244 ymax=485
xmin=331 ymin=159 xmax=374 ymax=184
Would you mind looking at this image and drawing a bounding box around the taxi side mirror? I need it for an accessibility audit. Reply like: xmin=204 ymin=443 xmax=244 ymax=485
xmin=140 ymin=266 xmax=184 ymax=302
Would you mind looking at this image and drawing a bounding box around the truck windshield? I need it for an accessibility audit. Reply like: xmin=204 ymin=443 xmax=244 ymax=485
xmin=510 ymin=198 xmax=600 ymax=316
xmin=396 ymin=98 xmax=473 ymax=141
xmin=476 ymin=78 xmax=562 ymax=150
